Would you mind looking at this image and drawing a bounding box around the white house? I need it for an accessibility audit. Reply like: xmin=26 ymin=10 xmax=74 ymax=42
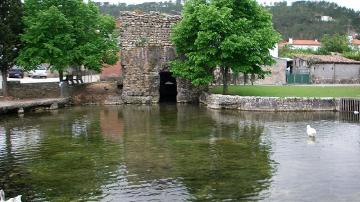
xmin=269 ymin=43 xmax=279 ymax=58
xmin=321 ymin=16 xmax=334 ymax=22
xmin=288 ymin=38 xmax=321 ymax=51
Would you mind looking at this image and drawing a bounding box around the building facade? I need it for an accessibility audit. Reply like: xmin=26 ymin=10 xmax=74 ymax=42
xmin=293 ymin=54 xmax=360 ymax=84
xmin=288 ymin=38 xmax=321 ymax=51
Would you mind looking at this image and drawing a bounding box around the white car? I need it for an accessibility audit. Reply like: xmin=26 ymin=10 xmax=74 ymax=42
xmin=29 ymin=66 xmax=48 ymax=78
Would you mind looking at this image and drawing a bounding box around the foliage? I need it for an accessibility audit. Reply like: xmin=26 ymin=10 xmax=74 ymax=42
xmin=269 ymin=1 xmax=360 ymax=40
xmin=278 ymin=44 xmax=330 ymax=58
xmin=0 ymin=0 xmax=22 ymax=96
xmin=279 ymin=45 xmax=318 ymax=58
xmin=97 ymin=1 xmax=360 ymax=41
xmin=171 ymin=0 xmax=280 ymax=94
xmin=343 ymin=51 xmax=360 ymax=61
xmin=279 ymin=34 xmax=352 ymax=58
xmin=210 ymin=85 xmax=360 ymax=98
xmin=17 ymin=0 xmax=118 ymax=75
xmin=319 ymin=34 xmax=351 ymax=54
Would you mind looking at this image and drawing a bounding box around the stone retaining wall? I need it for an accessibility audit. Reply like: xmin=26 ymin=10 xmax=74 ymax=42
xmin=8 ymin=81 xmax=60 ymax=99
xmin=0 ymin=98 xmax=69 ymax=114
xmin=200 ymin=93 xmax=340 ymax=112
xmin=69 ymin=82 xmax=122 ymax=105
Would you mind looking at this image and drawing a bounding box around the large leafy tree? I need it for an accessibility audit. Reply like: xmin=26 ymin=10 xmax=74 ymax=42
xmin=320 ymin=34 xmax=351 ymax=54
xmin=171 ymin=0 xmax=280 ymax=94
xmin=0 ymin=0 xmax=22 ymax=96
xmin=17 ymin=0 xmax=118 ymax=81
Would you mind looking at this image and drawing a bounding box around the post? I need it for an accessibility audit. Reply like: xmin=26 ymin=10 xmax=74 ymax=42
xmin=221 ymin=67 xmax=229 ymax=94
xmin=1 ymin=69 xmax=8 ymax=97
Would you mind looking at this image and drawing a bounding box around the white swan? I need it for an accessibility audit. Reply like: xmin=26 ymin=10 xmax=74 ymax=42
xmin=0 ymin=190 xmax=21 ymax=202
xmin=354 ymin=111 xmax=359 ymax=115
xmin=307 ymin=125 xmax=316 ymax=137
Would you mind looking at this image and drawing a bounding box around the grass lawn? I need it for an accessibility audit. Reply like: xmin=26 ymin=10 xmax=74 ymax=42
xmin=210 ymin=85 xmax=360 ymax=98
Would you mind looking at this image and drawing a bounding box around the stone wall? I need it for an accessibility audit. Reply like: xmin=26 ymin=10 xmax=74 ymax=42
xmin=8 ymin=81 xmax=61 ymax=99
xmin=213 ymin=57 xmax=287 ymax=85
xmin=177 ymin=78 xmax=208 ymax=103
xmin=118 ymin=11 xmax=203 ymax=103
xmin=200 ymin=93 xmax=340 ymax=112
xmin=311 ymin=63 xmax=360 ymax=84
xmin=254 ymin=58 xmax=287 ymax=85
xmin=69 ymin=82 xmax=122 ymax=105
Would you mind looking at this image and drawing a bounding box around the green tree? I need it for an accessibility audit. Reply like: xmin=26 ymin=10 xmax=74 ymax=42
xmin=171 ymin=0 xmax=280 ymax=94
xmin=0 ymin=0 xmax=22 ymax=96
xmin=319 ymin=34 xmax=351 ymax=53
xmin=17 ymin=0 xmax=118 ymax=81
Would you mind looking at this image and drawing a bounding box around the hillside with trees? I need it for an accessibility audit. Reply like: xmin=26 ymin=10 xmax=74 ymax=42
xmin=97 ymin=1 xmax=182 ymax=16
xmin=269 ymin=1 xmax=360 ymax=40
xmin=97 ymin=1 xmax=360 ymax=40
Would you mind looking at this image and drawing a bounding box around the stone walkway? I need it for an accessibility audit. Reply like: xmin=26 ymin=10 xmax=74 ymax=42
xmin=0 ymin=97 xmax=69 ymax=114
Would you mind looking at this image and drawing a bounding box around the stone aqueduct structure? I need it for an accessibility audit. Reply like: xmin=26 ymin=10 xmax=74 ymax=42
xmin=118 ymin=12 xmax=204 ymax=104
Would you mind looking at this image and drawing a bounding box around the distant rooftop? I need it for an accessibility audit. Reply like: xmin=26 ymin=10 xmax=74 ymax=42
xmin=294 ymin=54 xmax=360 ymax=64
xmin=290 ymin=39 xmax=321 ymax=46
xmin=352 ymin=39 xmax=360 ymax=45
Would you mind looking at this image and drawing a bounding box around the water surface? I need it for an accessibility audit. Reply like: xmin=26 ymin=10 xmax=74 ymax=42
xmin=0 ymin=105 xmax=359 ymax=201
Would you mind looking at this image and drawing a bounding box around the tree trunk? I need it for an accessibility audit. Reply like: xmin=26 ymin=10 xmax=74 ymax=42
xmin=221 ymin=67 xmax=229 ymax=94
xmin=244 ymin=73 xmax=248 ymax=85
xmin=232 ymin=72 xmax=238 ymax=85
xmin=251 ymin=73 xmax=255 ymax=85
xmin=2 ymin=69 xmax=8 ymax=97
xmin=59 ymin=70 xmax=64 ymax=82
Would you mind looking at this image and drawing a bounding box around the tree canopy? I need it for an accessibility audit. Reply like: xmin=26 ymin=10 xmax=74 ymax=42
xmin=269 ymin=1 xmax=360 ymax=40
xmin=17 ymin=0 xmax=118 ymax=78
xmin=0 ymin=0 xmax=22 ymax=96
xmin=320 ymin=34 xmax=351 ymax=54
xmin=170 ymin=0 xmax=280 ymax=94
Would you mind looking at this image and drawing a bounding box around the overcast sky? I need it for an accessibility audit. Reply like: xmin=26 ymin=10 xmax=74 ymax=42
xmin=93 ymin=0 xmax=360 ymax=11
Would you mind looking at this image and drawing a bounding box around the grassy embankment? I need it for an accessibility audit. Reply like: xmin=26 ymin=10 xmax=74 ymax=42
xmin=210 ymin=85 xmax=360 ymax=98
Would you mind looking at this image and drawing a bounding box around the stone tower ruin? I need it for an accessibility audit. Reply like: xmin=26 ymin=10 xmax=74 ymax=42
xmin=118 ymin=11 xmax=204 ymax=104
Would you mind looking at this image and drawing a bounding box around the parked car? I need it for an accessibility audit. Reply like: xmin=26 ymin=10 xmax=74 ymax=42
xmin=28 ymin=66 xmax=48 ymax=78
xmin=8 ymin=67 xmax=24 ymax=78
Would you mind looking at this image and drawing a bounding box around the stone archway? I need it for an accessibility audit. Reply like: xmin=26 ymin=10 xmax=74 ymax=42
xmin=159 ymin=72 xmax=177 ymax=102
xmin=119 ymin=12 xmax=206 ymax=104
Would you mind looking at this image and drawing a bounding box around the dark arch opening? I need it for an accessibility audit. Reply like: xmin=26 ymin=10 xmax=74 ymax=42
xmin=159 ymin=72 xmax=177 ymax=102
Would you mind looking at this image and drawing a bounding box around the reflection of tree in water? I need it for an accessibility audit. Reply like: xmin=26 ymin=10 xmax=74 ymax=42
xmin=0 ymin=108 xmax=123 ymax=201
xmin=121 ymin=105 xmax=273 ymax=201
xmin=171 ymin=106 xmax=273 ymax=200
xmin=119 ymin=105 xmax=176 ymax=181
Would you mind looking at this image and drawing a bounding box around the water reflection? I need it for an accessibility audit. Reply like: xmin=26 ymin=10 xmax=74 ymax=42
xmin=117 ymin=104 xmax=273 ymax=201
xmin=0 ymin=110 xmax=123 ymax=201
xmin=0 ymin=106 xmax=359 ymax=201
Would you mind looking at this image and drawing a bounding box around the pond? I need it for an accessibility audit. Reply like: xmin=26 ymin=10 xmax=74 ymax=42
xmin=0 ymin=105 xmax=360 ymax=201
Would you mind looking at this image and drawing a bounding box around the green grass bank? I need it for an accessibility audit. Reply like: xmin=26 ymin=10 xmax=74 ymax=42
xmin=210 ymin=85 xmax=360 ymax=98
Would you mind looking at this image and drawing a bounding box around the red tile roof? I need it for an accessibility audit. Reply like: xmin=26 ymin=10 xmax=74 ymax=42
xmin=294 ymin=54 xmax=360 ymax=64
xmin=352 ymin=39 xmax=360 ymax=45
xmin=291 ymin=40 xmax=321 ymax=46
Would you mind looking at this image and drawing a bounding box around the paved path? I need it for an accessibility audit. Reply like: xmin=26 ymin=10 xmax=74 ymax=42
xmin=0 ymin=98 xmax=69 ymax=114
